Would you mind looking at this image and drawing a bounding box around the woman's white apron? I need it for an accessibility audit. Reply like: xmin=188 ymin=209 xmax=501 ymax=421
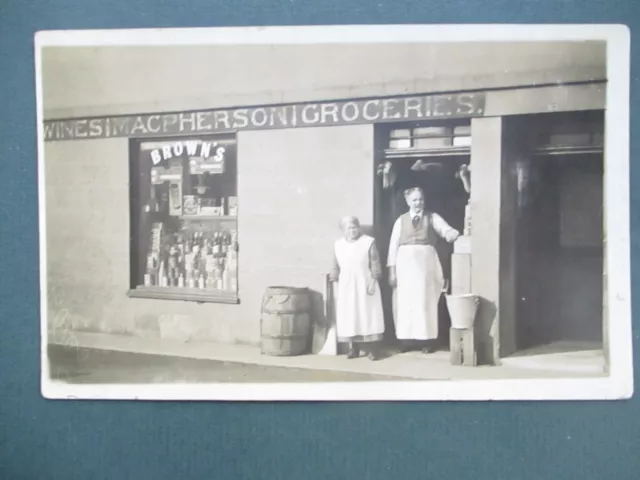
xmin=335 ymin=236 xmax=385 ymax=339
xmin=394 ymin=244 xmax=444 ymax=340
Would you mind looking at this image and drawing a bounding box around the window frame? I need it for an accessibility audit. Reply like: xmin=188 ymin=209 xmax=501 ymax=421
xmin=126 ymin=133 xmax=240 ymax=304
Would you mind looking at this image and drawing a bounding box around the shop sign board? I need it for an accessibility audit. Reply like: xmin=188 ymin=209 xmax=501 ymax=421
xmin=43 ymin=92 xmax=486 ymax=141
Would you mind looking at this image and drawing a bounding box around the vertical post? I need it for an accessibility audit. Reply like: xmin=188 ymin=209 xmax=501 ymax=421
xmin=499 ymin=147 xmax=519 ymax=358
xmin=602 ymin=202 xmax=610 ymax=374
xmin=317 ymin=273 xmax=338 ymax=356
xmin=470 ymin=116 xmax=518 ymax=364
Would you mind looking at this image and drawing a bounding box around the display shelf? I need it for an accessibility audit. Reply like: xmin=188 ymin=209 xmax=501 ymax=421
xmin=179 ymin=215 xmax=238 ymax=221
xmin=128 ymin=286 xmax=239 ymax=304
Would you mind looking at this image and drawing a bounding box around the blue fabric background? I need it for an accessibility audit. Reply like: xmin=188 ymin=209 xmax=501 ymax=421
xmin=1 ymin=1 xmax=638 ymax=479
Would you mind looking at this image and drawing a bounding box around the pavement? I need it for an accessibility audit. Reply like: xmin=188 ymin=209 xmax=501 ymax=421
xmin=46 ymin=331 xmax=606 ymax=384
xmin=47 ymin=345 xmax=402 ymax=384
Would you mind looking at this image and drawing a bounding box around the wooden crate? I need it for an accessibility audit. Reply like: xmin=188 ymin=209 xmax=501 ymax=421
xmin=450 ymin=327 xmax=477 ymax=366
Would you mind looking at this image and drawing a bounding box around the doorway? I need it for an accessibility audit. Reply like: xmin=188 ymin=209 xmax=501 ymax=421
xmin=514 ymin=153 xmax=604 ymax=351
xmin=374 ymin=153 xmax=469 ymax=348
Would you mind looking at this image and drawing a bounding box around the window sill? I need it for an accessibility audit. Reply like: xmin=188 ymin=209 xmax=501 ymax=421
xmin=384 ymin=146 xmax=471 ymax=159
xmin=180 ymin=215 xmax=238 ymax=222
xmin=128 ymin=286 xmax=239 ymax=304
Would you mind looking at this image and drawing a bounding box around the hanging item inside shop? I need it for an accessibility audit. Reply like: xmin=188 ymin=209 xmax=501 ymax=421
xmin=410 ymin=159 xmax=444 ymax=172
xmin=455 ymin=164 xmax=472 ymax=236
xmin=376 ymin=161 xmax=396 ymax=189
xmin=514 ymin=159 xmax=535 ymax=210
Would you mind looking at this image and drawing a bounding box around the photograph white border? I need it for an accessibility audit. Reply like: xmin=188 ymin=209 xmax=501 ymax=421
xmin=36 ymin=24 xmax=633 ymax=401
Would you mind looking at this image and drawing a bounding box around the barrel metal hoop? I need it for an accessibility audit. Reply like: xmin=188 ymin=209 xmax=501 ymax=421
xmin=260 ymin=333 xmax=309 ymax=340
xmin=261 ymin=308 xmax=309 ymax=315
xmin=273 ymin=295 xmax=291 ymax=305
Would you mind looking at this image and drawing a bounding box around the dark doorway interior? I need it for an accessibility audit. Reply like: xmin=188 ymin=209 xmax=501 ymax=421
xmin=515 ymin=153 xmax=604 ymax=350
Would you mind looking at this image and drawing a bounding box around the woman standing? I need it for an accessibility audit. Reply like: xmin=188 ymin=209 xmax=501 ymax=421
xmin=387 ymin=187 xmax=460 ymax=354
xmin=329 ymin=216 xmax=385 ymax=361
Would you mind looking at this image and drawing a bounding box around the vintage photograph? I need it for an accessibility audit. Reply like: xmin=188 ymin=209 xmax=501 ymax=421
xmin=37 ymin=25 xmax=633 ymax=401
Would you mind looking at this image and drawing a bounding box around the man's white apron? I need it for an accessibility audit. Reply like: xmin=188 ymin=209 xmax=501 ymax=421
xmin=394 ymin=244 xmax=444 ymax=340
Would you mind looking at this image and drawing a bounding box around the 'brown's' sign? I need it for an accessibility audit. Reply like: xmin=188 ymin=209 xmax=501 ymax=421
xmin=43 ymin=92 xmax=485 ymax=142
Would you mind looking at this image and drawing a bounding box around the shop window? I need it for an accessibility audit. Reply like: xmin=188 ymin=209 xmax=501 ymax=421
xmin=388 ymin=124 xmax=470 ymax=148
xmin=382 ymin=120 xmax=472 ymax=159
xmin=128 ymin=134 xmax=239 ymax=303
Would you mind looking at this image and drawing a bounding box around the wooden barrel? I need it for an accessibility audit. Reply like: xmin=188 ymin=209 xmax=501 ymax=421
xmin=260 ymin=286 xmax=312 ymax=356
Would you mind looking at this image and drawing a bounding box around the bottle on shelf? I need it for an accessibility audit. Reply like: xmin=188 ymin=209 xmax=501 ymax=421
xmin=184 ymin=243 xmax=194 ymax=288
xmin=178 ymin=246 xmax=186 ymax=271
xmin=231 ymin=230 xmax=238 ymax=252
xmin=148 ymin=185 xmax=160 ymax=213
xmin=212 ymin=232 xmax=221 ymax=254
xmin=221 ymin=263 xmax=230 ymax=290
xmin=214 ymin=266 xmax=223 ymax=290
xmin=205 ymin=251 xmax=216 ymax=275
xmin=221 ymin=231 xmax=229 ymax=254
xmin=158 ymin=260 xmax=168 ymax=287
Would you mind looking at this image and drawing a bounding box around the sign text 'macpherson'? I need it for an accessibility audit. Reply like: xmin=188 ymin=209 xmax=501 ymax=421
xmin=43 ymin=93 xmax=485 ymax=141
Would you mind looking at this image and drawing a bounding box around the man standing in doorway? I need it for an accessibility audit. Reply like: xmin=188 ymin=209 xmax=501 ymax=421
xmin=387 ymin=187 xmax=460 ymax=354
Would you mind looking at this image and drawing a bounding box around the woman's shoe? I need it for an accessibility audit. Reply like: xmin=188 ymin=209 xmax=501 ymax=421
xmin=347 ymin=346 xmax=360 ymax=359
xmin=367 ymin=351 xmax=380 ymax=361
xmin=421 ymin=347 xmax=437 ymax=354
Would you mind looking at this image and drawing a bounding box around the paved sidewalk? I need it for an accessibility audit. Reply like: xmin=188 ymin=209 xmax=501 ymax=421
xmin=47 ymin=344 xmax=402 ymax=384
xmin=47 ymin=331 xmax=606 ymax=381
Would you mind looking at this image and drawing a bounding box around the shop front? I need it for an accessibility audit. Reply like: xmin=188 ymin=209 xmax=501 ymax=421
xmin=44 ymin=80 xmax=606 ymax=364
xmin=373 ymin=106 xmax=605 ymax=364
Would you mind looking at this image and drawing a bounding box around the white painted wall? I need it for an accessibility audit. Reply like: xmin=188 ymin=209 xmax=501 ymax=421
xmin=45 ymin=125 xmax=374 ymax=344
xmin=42 ymin=41 xmax=606 ymax=119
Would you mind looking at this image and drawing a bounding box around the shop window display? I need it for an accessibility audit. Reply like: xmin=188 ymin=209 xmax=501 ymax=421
xmin=128 ymin=134 xmax=239 ymax=303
